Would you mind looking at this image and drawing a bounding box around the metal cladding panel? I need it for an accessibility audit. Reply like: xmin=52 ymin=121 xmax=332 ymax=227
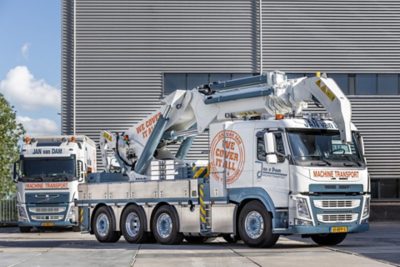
xmin=62 ymin=0 xmax=258 ymax=164
xmin=62 ymin=0 xmax=400 ymax=180
xmin=262 ymin=0 xmax=400 ymax=72
xmin=61 ymin=0 xmax=74 ymax=135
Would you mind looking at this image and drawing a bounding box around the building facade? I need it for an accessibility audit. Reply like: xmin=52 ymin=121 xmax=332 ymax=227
xmin=62 ymin=0 xmax=400 ymax=204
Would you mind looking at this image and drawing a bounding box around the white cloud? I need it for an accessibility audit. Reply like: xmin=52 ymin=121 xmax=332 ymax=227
xmin=0 ymin=66 xmax=60 ymax=111
xmin=21 ymin=43 xmax=30 ymax=59
xmin=17 ymin=116 xmax=59 ymax=136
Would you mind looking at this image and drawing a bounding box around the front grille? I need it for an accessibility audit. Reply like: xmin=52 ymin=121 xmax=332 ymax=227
xmin=317 ymin=213 xmax=358 ymax=223
xmin=31 ymin=215 xmax=64 ymax=221
xmin=28 ymin=207 xmax=66 ymax=213
xmin=314 ymin=199 xmax=360 ymax=209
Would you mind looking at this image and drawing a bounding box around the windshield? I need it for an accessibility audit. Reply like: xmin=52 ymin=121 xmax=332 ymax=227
xmin=20 ymin=157 xmax=76 ymax=182
xmin=287 ymin=130 xmax=365 ymax=167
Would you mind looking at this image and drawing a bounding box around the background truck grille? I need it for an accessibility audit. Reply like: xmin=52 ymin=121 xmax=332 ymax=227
xmin=314 ymin=199 xmax=360 ymax=209
xmin=317 ymin=213 xmax=358 ymax=223
xmin=31 ymin=215 xmax=64 ymax=221
xmin=28 ymin=207 xmax=66 ymax=213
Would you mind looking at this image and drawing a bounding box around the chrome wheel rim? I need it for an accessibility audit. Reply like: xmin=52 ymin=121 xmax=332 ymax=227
xmin=125 ymin=212 xmax=140 ymax=238
xmin=245 ymin=211 xmax=264 ymax=239
xmin=96 ymin=213 xmax=110 ymax=237
xmin=157 ymin=213 xmax=173 ymax=239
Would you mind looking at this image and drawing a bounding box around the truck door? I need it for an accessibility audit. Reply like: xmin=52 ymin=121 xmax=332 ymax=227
xmin=254 ymin=130 xmax=290 ymax=208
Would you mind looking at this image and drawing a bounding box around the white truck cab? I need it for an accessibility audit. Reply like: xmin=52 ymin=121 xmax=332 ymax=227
xmin=14 ymin=136 xmax=96 ymax=232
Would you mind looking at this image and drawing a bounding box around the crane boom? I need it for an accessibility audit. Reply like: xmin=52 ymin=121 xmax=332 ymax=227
xmin=100 ymin=71 xmax=352 ymax=179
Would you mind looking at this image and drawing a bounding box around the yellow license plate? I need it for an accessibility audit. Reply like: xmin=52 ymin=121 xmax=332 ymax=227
xmin=41 ymin=222 xmax=55 ymax=227
xmin=331 ymin=226 xmax=348 ymax=233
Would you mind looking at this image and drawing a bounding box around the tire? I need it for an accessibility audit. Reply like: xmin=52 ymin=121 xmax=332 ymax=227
xmin=222 ymin=234 xmax=239 ymax=244
xmin=184 ymin=236 xmax=209 ymax=244
xmin=19 ymin=226 xmax=32 ymax=233
xmin=238 ymin=200 xmax=279 ymax=248
xmin=121 ymin=205 xmax=147 ymax=243
xmin=92 ymin=206 xmax=121 ymax=243
xmin=311 ymin=233 xmax=347 ymax=246
xmin=152 ymin=205 xmax=183 ymax=245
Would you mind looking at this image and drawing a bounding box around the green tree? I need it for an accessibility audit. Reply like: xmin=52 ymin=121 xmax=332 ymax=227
xmin=0 ymin=94 xmax=24 ymax=197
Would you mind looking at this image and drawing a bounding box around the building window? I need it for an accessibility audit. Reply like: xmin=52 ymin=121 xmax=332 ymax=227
xmin=356 ymin=74 xmax=377 ymax=95
xmin=164 ymin=73 xmax=400 ymax=96
xmin=377 ymin=74 xmax=399 ymax=95
xmin=371 ymin=179 xmax=400 ymax=199
xmin=163 ymin=73 xmax=254 ymax=95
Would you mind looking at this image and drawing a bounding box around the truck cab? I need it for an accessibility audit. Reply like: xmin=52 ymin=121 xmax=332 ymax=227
xmin=209 ymin=116 xmax=369 ymax=245
xmin=14 ymin=136 xmax=96 ymax=232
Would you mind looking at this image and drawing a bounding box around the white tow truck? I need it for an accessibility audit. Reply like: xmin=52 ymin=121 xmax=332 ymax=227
xmin=14 ymin=136 xmax=96 ymax=232
xmin=77 ymin=71 xmax=370 ymax=247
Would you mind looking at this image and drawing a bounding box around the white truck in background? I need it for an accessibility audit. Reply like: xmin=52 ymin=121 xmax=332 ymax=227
xmin=77 ymin=71 xmax=370 ymax=247
xmin=14 ymin=136 xmax=96 ymax=232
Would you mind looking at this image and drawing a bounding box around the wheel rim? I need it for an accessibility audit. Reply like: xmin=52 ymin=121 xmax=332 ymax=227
xmin=156 ymin=213 xmax=173 ymax=239
xmin=125 ymin=212 xmax=140 ymax=237
xmin=244 ymin=211 xmax=264 ymax=239
xmin=96 ymin=213 xmax=110 ymax=237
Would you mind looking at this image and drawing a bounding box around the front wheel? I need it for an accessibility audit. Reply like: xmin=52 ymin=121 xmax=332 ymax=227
xmin=311 ymin=233 xmax=347 ymax=246
xmin=238 ymin=201 xmax=279 ymax=248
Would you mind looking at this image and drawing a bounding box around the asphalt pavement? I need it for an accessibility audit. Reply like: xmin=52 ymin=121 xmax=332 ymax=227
xmin=0 ymin=222 xmax=398 ymax=267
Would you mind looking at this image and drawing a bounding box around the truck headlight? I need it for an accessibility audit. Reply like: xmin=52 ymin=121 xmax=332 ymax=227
xmin=297 ymin=197 xmax=311 ymax=220
xmin=18 ymin=206 xmax=29 ymax=222
xmin=67 ymin=206 xmax=77 ymax=222
xmin=362 ymin=197 xmax=370 ymax=219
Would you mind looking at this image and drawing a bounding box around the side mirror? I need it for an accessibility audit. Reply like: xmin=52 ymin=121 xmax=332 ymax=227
xmin=77 ymin=160 xmax=84 ymax=182
xmin=13 ymin=162 xmax=20 ymax=183
xmin=359 ymin=135 xmax=365 ymax=156
xmin=264 ymin=132 xmax=278 ymax=164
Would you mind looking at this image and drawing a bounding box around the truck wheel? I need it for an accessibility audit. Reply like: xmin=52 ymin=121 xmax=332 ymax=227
xmin=152 ymin=205 xmax=183 ymax=245
xmin=311 ymin=233 xmax=347 ymax=246
xmin=93 ymin=206 xmax=121 ymax=243
xmin=222 ymin=233 xmax=239 ymax=244
xmin=238 ymin=200 xmax=279 ymax=248
xmin=19 ymin=226 xmax=32 ymax=233
xmin=121 ymin=205 xmax=147 ymax=243
xmin=184 ymin=236 xmax=209 ymax=244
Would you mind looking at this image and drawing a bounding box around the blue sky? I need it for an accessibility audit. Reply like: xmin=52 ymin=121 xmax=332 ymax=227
xmin=0 ymin=0 xmax=61 ymax=136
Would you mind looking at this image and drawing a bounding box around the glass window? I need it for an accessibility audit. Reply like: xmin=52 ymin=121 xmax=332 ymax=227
xmin=21 ymin=157 xmax=76 ymax=182
xmin=379 ymin=179 xmax=399 ymax=199
xmin=256 ymin=132 xmax=285 ymax=163
xmin=355 ymin=74 xmax=377 ymax=95
xmin=275 ymin=133 xmax=285 ymax=163
xmin=287 ymin=130 xmax=364 ymax=167
xmin=257 ymin=136 xmax=266 ymax=161
xmin=164 ymin=73 xmax=186 ymax=95
xmin=187 ymin=73 xmax=209 ymax=89
xmin=377 ymin=74 xmax=398 ymax=95
xmin=329 ymin=74 xmax=349 ymax=95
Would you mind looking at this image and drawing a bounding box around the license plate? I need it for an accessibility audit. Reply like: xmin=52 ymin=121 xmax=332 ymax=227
xmin=331 ymin=226 xmax=348 ymax=233
xmin=41 ymin=222 xmax=55 ymax=227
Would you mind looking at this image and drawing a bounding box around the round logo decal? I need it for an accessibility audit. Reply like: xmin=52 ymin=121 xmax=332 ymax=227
xmin=210 ymin=130 xmax=245 ymax=184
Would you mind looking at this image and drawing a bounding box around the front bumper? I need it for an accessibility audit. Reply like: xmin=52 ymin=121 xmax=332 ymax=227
xmin=274 ymin=194 xmax=370 ymax=235
xmin=289 ymin=221 xmax=369 ymax=234
xmin=18 ymin=220 xmax=78 ymax=228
